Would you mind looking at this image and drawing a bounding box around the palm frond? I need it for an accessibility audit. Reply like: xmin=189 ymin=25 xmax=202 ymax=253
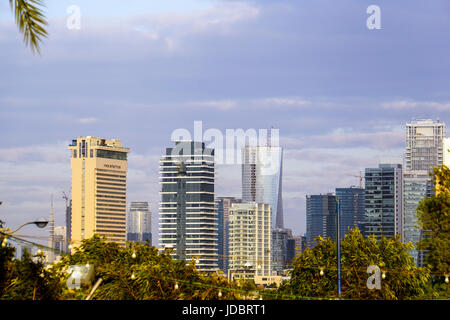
xmin=9 ymin=0 xmax=48 ymax=54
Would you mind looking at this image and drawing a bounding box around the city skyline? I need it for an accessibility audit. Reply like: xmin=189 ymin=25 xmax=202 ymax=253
xmin=1 ymin=0 xmax=450 ymax=246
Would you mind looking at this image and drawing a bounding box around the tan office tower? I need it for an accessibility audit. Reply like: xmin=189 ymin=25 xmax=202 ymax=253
xmin=69 ymin=136 xmax=129 ymax=248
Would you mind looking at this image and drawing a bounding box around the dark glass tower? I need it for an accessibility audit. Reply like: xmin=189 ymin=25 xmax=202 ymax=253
xmin=335 ymin=187 xmax=365 ymax=236
xmin=159 ymin=141 xmax=217 ymax=272
xmin=306 ymin=194 xmax=337 ymax=248
xmin=364 ymin=164 xmax=403 ymax=239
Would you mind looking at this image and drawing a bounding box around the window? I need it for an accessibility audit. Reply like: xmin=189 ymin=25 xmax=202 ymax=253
xmin=97 ymin=149 xmax=127 ymax=160
xmin=90 ymin=149 xmax=94 ymax=158
xmin=73 ymin=150 xmax=77 ymax=158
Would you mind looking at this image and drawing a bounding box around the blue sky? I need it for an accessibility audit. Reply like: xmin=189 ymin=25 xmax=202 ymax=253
xmin=1 ymin=0 xmax=449 ymax=245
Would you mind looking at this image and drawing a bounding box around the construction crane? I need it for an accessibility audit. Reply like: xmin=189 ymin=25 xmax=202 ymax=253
xmin=62 ymin=191 xmax=69 ymax=208
xmin=346 ymin=171 xmax=363 ymax=188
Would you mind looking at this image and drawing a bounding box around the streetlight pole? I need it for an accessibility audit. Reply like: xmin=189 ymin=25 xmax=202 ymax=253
xmin=1 ymin=220 xmax=49 ymax=247
xmin=336 ymin=198 xmax=342 ymax=297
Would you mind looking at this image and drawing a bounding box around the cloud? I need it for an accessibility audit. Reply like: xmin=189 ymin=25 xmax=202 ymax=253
xmin=77 ymin=117 xmax=99 ymax=124
xmin=188 ymin=99 xmax=238 ymax=111
xmin=281 ymin=129 xmax=405 ymax=151
xmin=382 ymin=100 xmax=450 ymax=111
xmin=0 ymin=142 xmax=70 ymax=162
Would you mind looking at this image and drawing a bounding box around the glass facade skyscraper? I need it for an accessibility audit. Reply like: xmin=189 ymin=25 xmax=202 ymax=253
xmin=306 ymin=194 xmax=337 ymax=248
xmin=127 ymin=202 xmax=152 ymax=244
xmin=402 ymin=171 xmax=432 ymax=264
xmin=364 ymin=164 xmax=403 ymax=239
xmin=406 ymin=119 xmax=445 ymax=171
xmin=242 ymin=145 xmax=284 ymax=229
xmin=272 ymin=227 xmax=292 ymax=273
xmin=159 ymin=141 xmax=217 ymax=272
xmin=335 ymin=187 xmax=365 ymax=236
xmin=404 ymin=120 xmax=445 ymax=266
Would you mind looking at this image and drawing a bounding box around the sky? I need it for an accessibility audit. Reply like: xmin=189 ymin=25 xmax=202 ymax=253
xmin=1 ymin=0 xmax=449 ymax=246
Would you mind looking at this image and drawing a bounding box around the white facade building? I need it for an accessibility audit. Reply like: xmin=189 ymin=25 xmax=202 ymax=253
xmin=228 ymin=203 xmax=272 ymax=281
xmin=159 ymin=141 xmax=217 ymax=272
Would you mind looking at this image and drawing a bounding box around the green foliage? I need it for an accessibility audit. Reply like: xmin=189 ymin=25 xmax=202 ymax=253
xmin=280 ymin=229 xmax=430 ymax=300
xmin=416 ymin=165 xmax=450 ymax=298
xmin=1 ymin=249 xmax=63 ymax=300
xmin=0 ymin=220 xmax=16 ymax=296
xmin=417 ymin=165 xmax=450 ymax=274
xmin=9 ymin=0 xmax=48 ymax=54
xmin=54 ymin=234 xmax=240 ymax=300
xmin=0 ymin=233 xmax=63 ymax=301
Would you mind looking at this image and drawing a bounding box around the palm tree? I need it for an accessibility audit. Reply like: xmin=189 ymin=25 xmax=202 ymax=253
xmin=9 ymin=0 xmax=48 ymax=54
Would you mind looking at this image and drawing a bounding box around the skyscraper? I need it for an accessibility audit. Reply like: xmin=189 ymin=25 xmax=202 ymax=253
xmin=159 ymin=141 xmax=217 ymax=272
xmin=216 ymin=197 xmax=241 ymax=273
xmin=272 ymin=227 xmax=292 ymax=273
xmin=443 ymin=137 xmax=450 ymax=167
xmin=403 ymin=171 xmax=433 ymax=264
xmin=65 ymin=198 xmax=72 ymax=251
xmin=306 ymin=193 xmax=337 ymax=248
xmin=127 ymin=202 xmax=152 ymax=244
xmin=54 ymin=226 xmax=67 ymax=254
xmin=48 ymin=195 xmax=55 ymax=262
xmin=364 ymin=164 xmax=403 ymax=239
xmin=404 ymin=120 xmax=445 ymax=265
xmin=228 ymin=202 xmax=272 ymax=281
xmin=242 ymin=145 xmax=283 ymax=229
xmin=68 ymin=136 xmax=129 ymax=248
xmin=406 ymin=119 xmax=445 ymax=171
xmin=335 ymin=187 xmax=365 ymax=236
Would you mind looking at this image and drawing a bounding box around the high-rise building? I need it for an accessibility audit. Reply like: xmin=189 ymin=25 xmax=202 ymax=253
xmin=68 ymin=136 xmax=129 ymax=248
xmin=402 ymin=171 xmax=433 ymax=264
xmin=335 ymin=187 xmax=365 ymax=236
xmin=216 ymin=197 xmax=241 ymax=273
xmin=242 ymin=145 xmax=283 ymax=229
xmin=306 ymin=193 xmax=337 ymax=248
xmin=159 ymin=141 xmax=217 ymax=272
xmin=65 ymin=199 xmax=72 ymax=251
xmin=364 ymin=164 xmax=403 ymax=239
xmin=228 ymin=202 xmax=272 ymax=281
xmin=272 ymin=227 xmax=292 ymax=273
xmin=286 ymin=235 xmax=306 ymax=266
xmin=286 ymin=238 xmax=296 ymax=266
xmin=47 ymin=195 xmax=55 ymax=263
xmin=127 ymin=202 xmax=152 ymax=244
xmin=406 ymin=119 xmax=445 ymax=171
xmin=404 ymin=120 xmax=445 ymax=265
xmin=443 ymin=137 xmax=450 ymax=167
xmin=54 ymin=226 xmax=67 ymax=254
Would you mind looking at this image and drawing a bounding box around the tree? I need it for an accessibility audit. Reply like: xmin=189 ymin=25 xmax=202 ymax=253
xmin=0 ymin=220 xmax=15 ymax=296
xmin=1 ymin=219 xmax=63 ymax=300
xmin=1 ymin=249 xmax=63 ymax=300
xmin=280 ymin=229 xmax=429 ymax=300
xmin=8 ymin=0 xmax=48 ymax=54
xmin=416 ymin=165 xmax=450 ymax=297
xmin=54 ymin=234 xmax=241 ymax=300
